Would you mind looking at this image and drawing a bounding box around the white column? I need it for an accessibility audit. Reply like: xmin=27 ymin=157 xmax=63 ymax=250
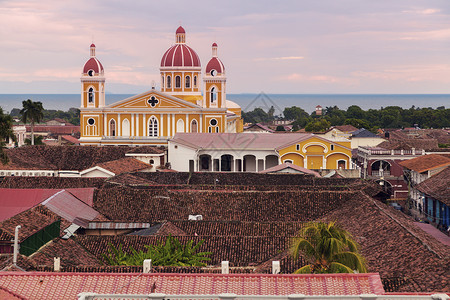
xmin=172 ymin=113 xmax=175 ymax=136
xmin=131 ymin=113 xmax=135 ymax=137
xmin=185 ymin=114 xmax=189 ymax=132
xmin=104 ymin=114 xmax=107 ymax=137
xmin=118 ymin=113 xmax=121 ymax=137
xmin=167 ymin=114 xmax=171 ymax=137
xmin=159 ymin=115 xmax=163 ymax=137
xmin=136 ymin=114 xmax=139 ymax=137
xmin=143 ymin=114 xmax=146 ymax=136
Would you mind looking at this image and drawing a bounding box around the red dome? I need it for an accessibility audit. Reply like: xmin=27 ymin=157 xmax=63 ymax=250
xmin=83 ymin=57 xmax=104 ymax=74
xmin=206 ymin=57 xmax=225 ymax=74
xmin=212 ymin=42 xmax=218 ymax=47
xmin=176 ymin=26 xmax=185 ymax=34
xmin=160 ymin=44 xmax=201 ymax=68
xmin=90 ymin=43 xmax=96 ymax=48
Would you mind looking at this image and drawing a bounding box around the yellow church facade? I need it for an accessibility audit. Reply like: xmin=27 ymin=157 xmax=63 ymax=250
xmin=79 ymin=27 xmax=243 ymax=146
xmin=277 ymin=136 xmax=351 ymax=170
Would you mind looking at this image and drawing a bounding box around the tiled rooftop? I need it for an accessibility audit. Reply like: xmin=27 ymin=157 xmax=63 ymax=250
xmin=0 ymin=272 xmax=385 ymax=299
xmin=416 ymin=166 xmax=450 ymax=206
xmin=398 ymin=154 xmax=450 ymax=173
xmin=95 ymin=157 xmax=151 ymax=175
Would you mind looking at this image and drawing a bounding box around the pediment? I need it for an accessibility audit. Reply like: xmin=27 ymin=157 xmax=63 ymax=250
xmin=107 ymin=90 xmax=199 ymax=109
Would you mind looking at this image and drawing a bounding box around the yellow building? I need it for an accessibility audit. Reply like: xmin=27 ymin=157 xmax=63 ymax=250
xmin=169 ymin=133 xmax=352 ymax=172
xmin=79 ymin=26 xmax=243 ymax=146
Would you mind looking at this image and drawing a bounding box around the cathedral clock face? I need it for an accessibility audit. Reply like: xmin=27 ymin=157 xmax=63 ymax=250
xmin=210 ymin=69 xmax=217 ymax=76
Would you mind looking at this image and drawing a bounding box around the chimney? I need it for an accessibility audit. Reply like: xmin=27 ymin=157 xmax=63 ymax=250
xmin=54 ymin=257 xmax=61 ymax=272
xmin=272 ymin=261 xmax=280 ymax=274
xmin=143 ymin=259 xmax=152 ymax=273
xmin=221 ymin=261 xmax=229 ymax=274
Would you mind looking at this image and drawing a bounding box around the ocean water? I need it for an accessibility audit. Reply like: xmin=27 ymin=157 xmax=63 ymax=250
xmin=0 ymin=93 xmax=448 ymax=114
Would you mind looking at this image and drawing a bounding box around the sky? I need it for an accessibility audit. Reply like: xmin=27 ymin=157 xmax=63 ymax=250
xmin=0 ymin=0 xmax=449 ymax=94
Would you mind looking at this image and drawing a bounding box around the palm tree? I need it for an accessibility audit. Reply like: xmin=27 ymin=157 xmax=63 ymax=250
xmin=20 ymin=99 xmax=44 ymax=146
xmin=291 ymin=221 xmax=367 ymax=274
xmin=0 ymin=107 xmax=15 ymax=164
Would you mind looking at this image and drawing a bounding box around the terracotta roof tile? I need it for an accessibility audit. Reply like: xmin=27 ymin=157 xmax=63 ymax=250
xmin=334 ymin=125 xmax=358 ymax=132
xmin=1 ymin=146 xmax=144 ymax=171
xmin=416 ymin=166 xmax=450 ymax=206
xmin=260 ymin=163 xmax=321 ymax=177
xmin=0 ymin=272 xmax=384 ymax=299
xmin=398 ymin=154 xmax=450 ymax=173
xmin=126 ymin=146 xmax=165 ymax=154
xmin=95 ymin=157 xmax=151 ymax=175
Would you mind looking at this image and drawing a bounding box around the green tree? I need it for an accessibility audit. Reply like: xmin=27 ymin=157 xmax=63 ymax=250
xmin=344 ymin=118 xmax=371 ymax=129
xmin=346 ymin=105 xmax=365 ymax=120
xmin=102 ymin=235 xmax=212 ymax=267
xmin=20 ymin=99 xmax=44 ymax=146
xmin=291 ymin=221 xmax=367 ymax=274
xmin=242 ymin=107 xmax=272 ymax=124
xmin=0 ymin=107 xmax=15 ymax=164
xmin=305 ymin=119 xmax=331 ymax=132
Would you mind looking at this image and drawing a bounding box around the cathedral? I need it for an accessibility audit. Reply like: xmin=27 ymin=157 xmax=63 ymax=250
xmin=79 ymin=26 xmax=243 ymax=146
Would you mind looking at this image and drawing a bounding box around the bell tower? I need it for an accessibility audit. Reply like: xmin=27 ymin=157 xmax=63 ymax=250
xmin=204 ymin=43 xmax=226 ymax=108
xmin=81 ymin=44 xmax=105 ymax=108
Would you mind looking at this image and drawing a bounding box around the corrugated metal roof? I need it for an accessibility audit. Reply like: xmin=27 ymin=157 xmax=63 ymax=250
xmin=42 ymin=190 xmax=100 ymax=228
xmin=87 ymin=222 xmax=152 ymax=230
xmin=0 ymin=189 xmax=57 ymax=222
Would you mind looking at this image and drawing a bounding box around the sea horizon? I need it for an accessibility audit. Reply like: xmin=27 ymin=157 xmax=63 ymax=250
xmin=0 ymin=93 xmax=448 ymax=115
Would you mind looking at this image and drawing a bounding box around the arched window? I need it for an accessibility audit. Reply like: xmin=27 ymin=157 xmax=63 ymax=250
xmin=176 ymin=119 xmax=185 ymax=133
xmin=161 ymin=76 xmax=165 ymax=89
xmin=185 ymin=76 xmax=191 ymax=88
xmin=167 ymin=76 xmax=171 ymax=88
xmin=88 ymin=87 xmax=94 ymax=104
xmin=210 ymin=87 xmax=217 ymax=103
xmin=175 ymin=76 xmax=181 ymax=88
xmin=149 ymin=117 xmax=158 ymax=137
xmin=191 ymin=119 xmax=198 ymax=133
xmin=193 ymin=76 xmax=197 ymax=87
xmin=122 ymin=119 xmax=130 ymax=137
xmin=110 ymin=119 xmax=116 ymax=137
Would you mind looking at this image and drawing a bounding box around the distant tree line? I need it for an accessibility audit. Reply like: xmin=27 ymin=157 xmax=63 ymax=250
xmin=10 ymin=107 xmax=80 ymax=126
xmin=242 ymin=105 xmax=449 ymax=132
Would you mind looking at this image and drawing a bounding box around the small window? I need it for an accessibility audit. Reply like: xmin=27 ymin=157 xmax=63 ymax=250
xmin=210 ymin=119 xmax=218 ymax=126
xmin=88 ymin=70 xmax=94 ymax=76
xmin=296 ymin=144 xmax=300 ymax=151
xmin=193 ymin=76 xmax=197 ymax=87
xmin=175 ymin=76 xmax=181 ymax=88
xmin=285 ymin=160 xmax=293 ymax=164
xmin=167 ymin=76 xmax=171 ymax=88
xmin=88 ymin=87 xmax=94 ymax=103
xmin=185 ymin=76 xmax=191 ymax=88
xmin=331 ymin=145 xmax=334 ymax=151
xmin=110 ymin=119 xmax=116 ymax=136
xmin=210 ymin=87 xmax=217 ymax=103
xmin=87 ymin=118 xmax=95 ymax=125
xmin=150 ymin=159 xmax=155 ymax=164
